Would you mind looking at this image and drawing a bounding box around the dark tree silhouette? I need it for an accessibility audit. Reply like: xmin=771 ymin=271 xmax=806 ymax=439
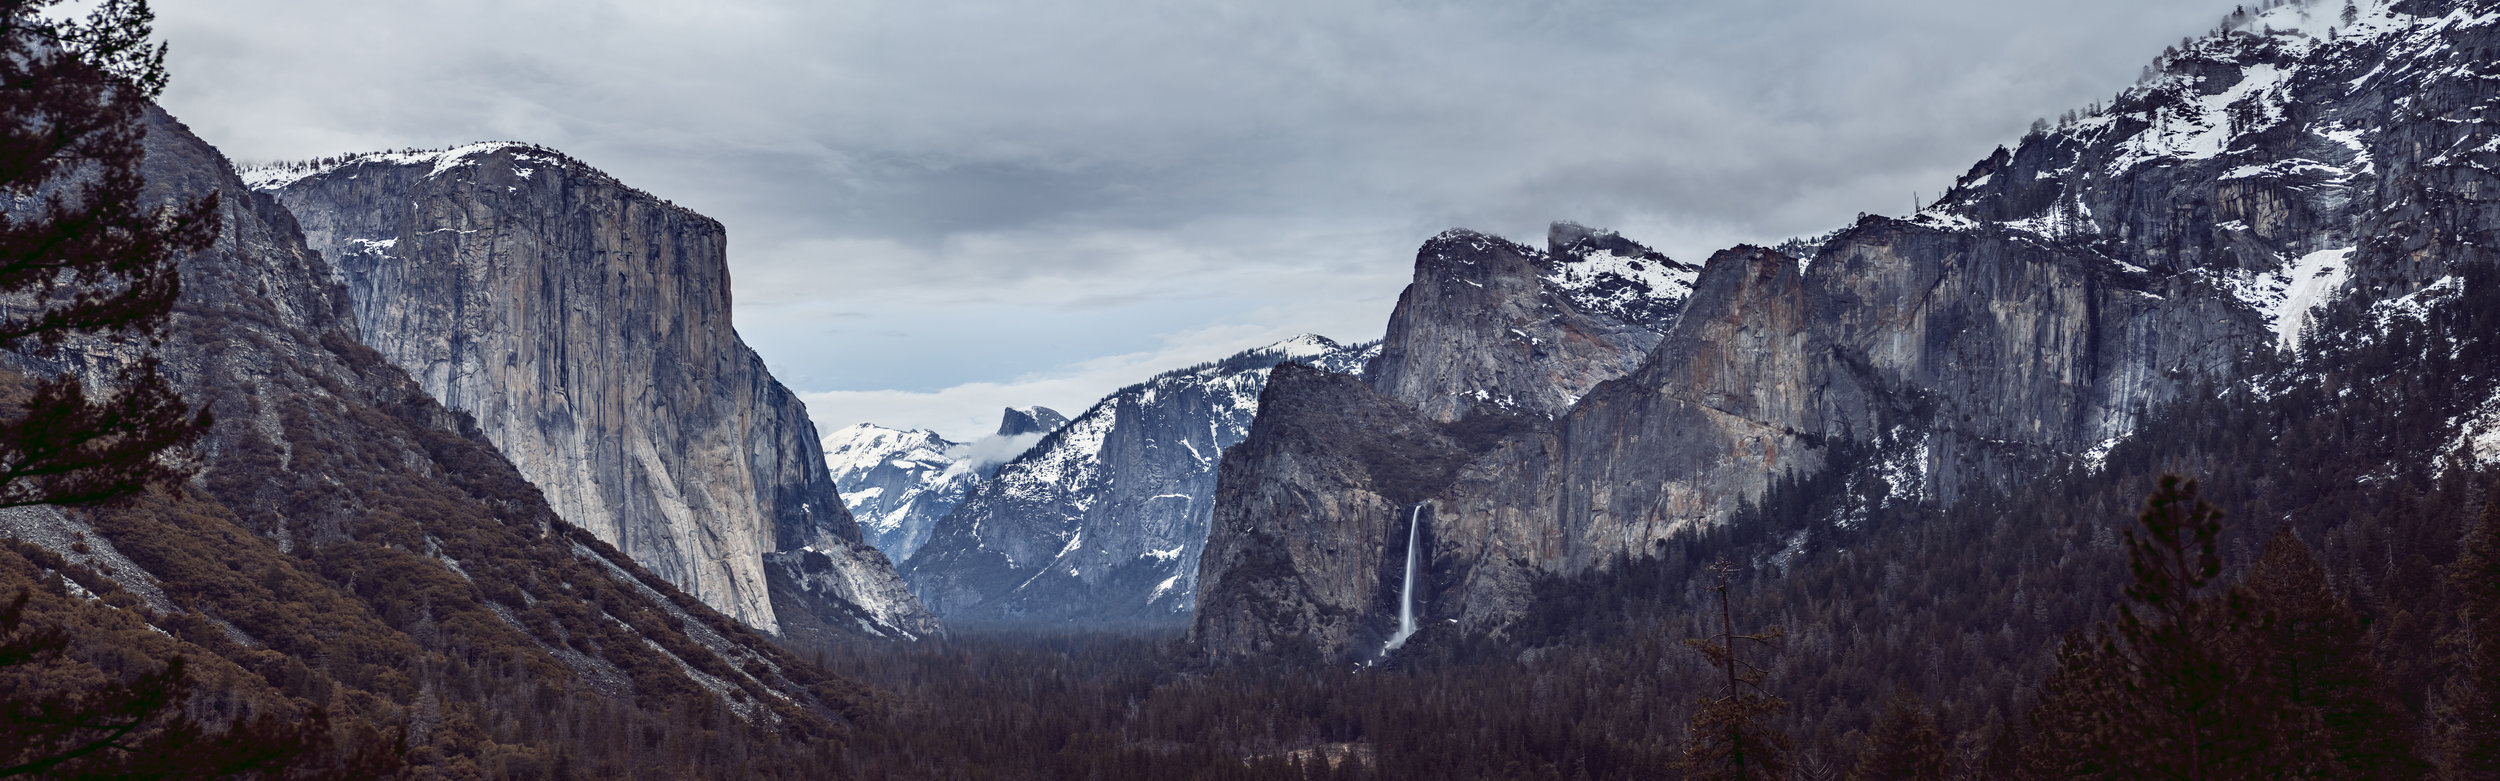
xmin=1848 ymin=692 xmax=1947 ymax=781
xmin=1682 ymin=560 xmax=1791 ymax=780
xmin=2022 ymin=627 xmax=2124 ymax=779
xmin=0 ymin=0 xmax=215 ymax=510
xmin=2238 ymin=529 xmax=2424 ymax=779
xmin=2444 ymin=493 xmax=2500 ymax=778
xmin=2025 ymin=476 xmax=2339 ymax=779
xmin=0 ymin=2 xmax=331 ymax=777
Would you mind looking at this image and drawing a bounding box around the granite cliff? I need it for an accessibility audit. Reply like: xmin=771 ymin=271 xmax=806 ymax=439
xmin=250 ymin=145 xmax=934 ymax=639
xmin=1364 ymin=225 xmax=1694 ymax=424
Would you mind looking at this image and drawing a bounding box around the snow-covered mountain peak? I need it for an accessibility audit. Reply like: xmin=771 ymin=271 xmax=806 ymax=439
xmin=1253 ymin=333 xmax=1346 ymax=361
xmin=822 ymin=423 xmax=971 ymax=561
xmin=825 ymin=424 xmax=956 ymax=479
xmin=1921 ymin=0 xmax=2479 ymax=243
xmin=1876 ymin=0 xmax=2500 ymax=356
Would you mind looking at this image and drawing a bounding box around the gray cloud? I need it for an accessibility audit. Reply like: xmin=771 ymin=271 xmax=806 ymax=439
xmin=156 ymin=0 xmax=2244 ymax=438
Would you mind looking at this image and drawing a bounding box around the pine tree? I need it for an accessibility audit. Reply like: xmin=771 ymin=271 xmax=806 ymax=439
xmin=2110 ymin=475 xmax=2287 ymax=777
xmin=2442 ymin=492 xmax=2500 ymax=777
xmin=0 ymin=0 xmax=215 ymax=509
xmin=1681 ymin=561 xmax=1791 ymax=780
xmin=2021 ymin=628 xmax=2123 ymax=779
xmin=2239 ymin=529 xmax=2425 ymax=778
xmin=2023 ymin=476 xmax=2336 ymax=779
xmin=1849 ymin=692 xmax=1948 ymax=781
xmin=0 ymin=2 xmax=337 ymax=775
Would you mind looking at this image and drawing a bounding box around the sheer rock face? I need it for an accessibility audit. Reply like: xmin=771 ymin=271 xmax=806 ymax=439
xmin=256 ymin=145 xmax=933 ymax=637
xmin=1189 ymin=364 xmax=1470 ymax=662
xmin=1200 ymin=230 xmax=2259 ymax=661
xmin=1363 ymin=229 xmax=1688 ymax=423
xmin=904 ymin=336 xmax=1376 ymax=629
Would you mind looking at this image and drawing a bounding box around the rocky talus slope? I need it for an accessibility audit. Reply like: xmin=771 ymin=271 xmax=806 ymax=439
xmin=904 ymin=336 xmax=1375 ymax=628
xmin=253 ymin=145 xmax=934 ymax=639
xmin=1195 ymin=0 xmax=2500 ymax=661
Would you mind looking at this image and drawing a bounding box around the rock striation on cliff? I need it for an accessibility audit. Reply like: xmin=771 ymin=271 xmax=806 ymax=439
xmin=251 ymin=144 xmax=934 ymax=639
xmin=1196 ymin=0 xmax=2500 ymax=662
xmin=904 ymin=335 xmax=1376 ymax=628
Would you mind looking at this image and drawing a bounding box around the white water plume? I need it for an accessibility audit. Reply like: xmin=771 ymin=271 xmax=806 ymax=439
xmin=1381 ymin=504 xmax=1422 ymax=656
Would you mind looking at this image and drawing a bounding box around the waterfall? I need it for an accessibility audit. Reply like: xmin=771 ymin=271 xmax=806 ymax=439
xmin=1382 ymin=504 xmax=1422 ymax=655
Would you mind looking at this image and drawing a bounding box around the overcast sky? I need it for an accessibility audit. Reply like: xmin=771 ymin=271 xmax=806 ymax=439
xmin=154 ymin=0 xmax=2244 ymax=442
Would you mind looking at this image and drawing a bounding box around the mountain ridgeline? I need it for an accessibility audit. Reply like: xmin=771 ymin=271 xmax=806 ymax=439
xmin=1191 ymin=0 xmax=2499 ymax=662
xmin=250 ymin=145 xmax=936 ymax=643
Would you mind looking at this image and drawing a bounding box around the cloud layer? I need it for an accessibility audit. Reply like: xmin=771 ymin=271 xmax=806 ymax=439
xmin=156 ymin=0 xmax=2244 ymax=439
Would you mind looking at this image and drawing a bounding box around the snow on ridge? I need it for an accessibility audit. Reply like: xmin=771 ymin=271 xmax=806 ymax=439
xmin=1424 ymin=228 xmax=1541 ymax=265
xmin=823 ymin=423 xmax=957 ymax=480
xmin=241 ymin=141 xmax=563 ymax=191
xmin=2439 ymin=385 xmax=2500 ymax=476
xmin=2108 ymin=62 xmax=2290 ymax=173
xmin=983 ymin=335 xmax=1377 ymax=502
xmin=1924 ymin=0 xmax=2465 ymax=241
xmin=1148 ymin=573 xmax=1185 ymax=603
xmin=2370 ymin=275 xmax=2465 ymax=330
xmin=1257 ymin=333 xmax=1341 ymax=360
xmin=1546 ymin=248 xmax=1696 ymax=298
xmin=943 ymin=333 xmax=1379 ymax=611
xmin=821 ymin=423 xmax=970 ymax=546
